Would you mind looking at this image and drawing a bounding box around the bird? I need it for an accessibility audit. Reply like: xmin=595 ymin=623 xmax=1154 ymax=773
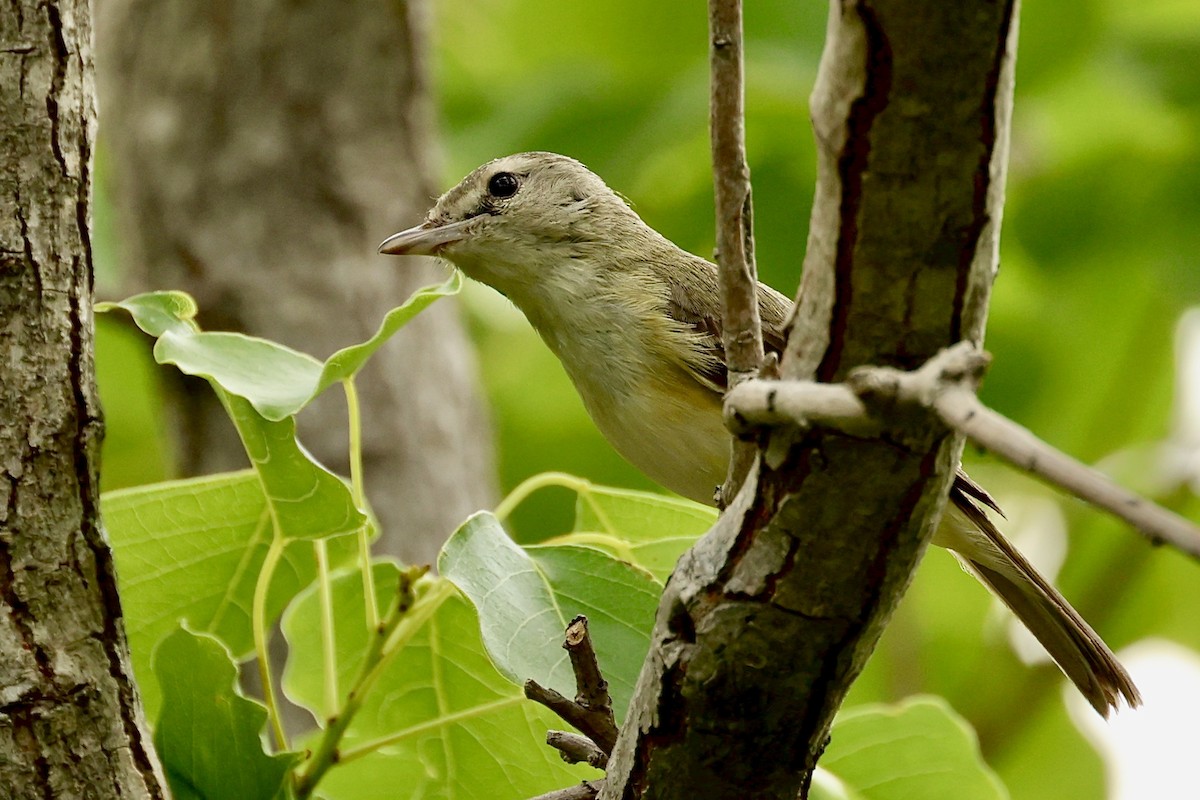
xmin=378 ymin=151 xmax=1141 ymax=716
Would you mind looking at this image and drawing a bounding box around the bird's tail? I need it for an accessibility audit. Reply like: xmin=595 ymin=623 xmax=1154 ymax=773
xmin=939 ymin=476 xmax=1142 ymax=717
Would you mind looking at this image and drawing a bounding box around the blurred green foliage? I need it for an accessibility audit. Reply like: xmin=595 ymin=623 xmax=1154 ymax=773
xmin=94 ymin=0 xmax=1200 ymax=797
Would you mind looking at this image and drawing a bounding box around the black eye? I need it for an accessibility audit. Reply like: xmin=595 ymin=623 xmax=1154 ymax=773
xmin=487 ymin=171 xmax=520 ymax=199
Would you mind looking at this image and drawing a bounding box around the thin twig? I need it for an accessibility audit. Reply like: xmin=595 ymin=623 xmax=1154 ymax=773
xmin=527 ymin=780 xmax=604 ymax=800
xmin=724 ymin=342 xmax=1200 ymax=560
xmin=547 ymin=731 xmax=608 ymax=768
xmin=725 ymin=380 xmax=876 ymax=439
xmin=709 ymin=0 xmax=764 ymax=508
xmin=524 ymin=680 xmax=619 ymax=757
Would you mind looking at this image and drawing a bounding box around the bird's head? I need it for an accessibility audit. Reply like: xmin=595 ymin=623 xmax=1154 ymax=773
xmin=379 ymin=152 xmax=655 ymax=297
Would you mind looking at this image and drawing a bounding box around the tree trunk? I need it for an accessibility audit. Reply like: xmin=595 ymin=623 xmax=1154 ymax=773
xmin=0 ymin=1 xmax=167 ymax=796
xmin=94 ymin=0 xmax=495 ymax=565
xmin=602 ymin=2 xmax=1018 ymax=798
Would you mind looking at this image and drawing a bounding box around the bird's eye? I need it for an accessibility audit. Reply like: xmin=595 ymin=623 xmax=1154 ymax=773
xmin=487 ymin=172 xmax=520 ymax=199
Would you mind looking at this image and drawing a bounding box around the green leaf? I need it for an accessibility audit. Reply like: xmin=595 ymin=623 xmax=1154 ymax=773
xmin=154 ymin=627 xmax=297 ymax=800
xmin=809 ymin=769 xmax=866 ymax=800
xmin=96 ymin=290 xmax=198 ymax=337
xmin=103 ymin=471 xmax=357 ymax=718
xmin=822 ymin=696 xmax=1008 ymax=800
xmin=439 ymin=512 xmax=661 ymax=717
xmin=99 ymin=288 xmax=367 ymax=542
xmin=155 ymin=330 xmax=323 ymax=422
xmin=222 ymin=394 xmax=365 ymax=541
xmin=282 ymin=569 xmax=591 ymax=799
xmin=316 ymin=270 xmax=463 ymax=391
xmin=570 ymin=484 xmax=715 ymax=582
xmin=100 ymin=273 xmax=462 ymax=419
xmin=281 ymin=561 xmax=406 ymax=721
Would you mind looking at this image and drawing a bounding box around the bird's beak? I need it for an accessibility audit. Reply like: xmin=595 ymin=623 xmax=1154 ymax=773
xmin=377 ymin=218 xmax=473 ymax=256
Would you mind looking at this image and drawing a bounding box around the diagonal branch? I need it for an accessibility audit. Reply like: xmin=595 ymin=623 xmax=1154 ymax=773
xmin=726 ymin=341 xmax=1200 ymax=561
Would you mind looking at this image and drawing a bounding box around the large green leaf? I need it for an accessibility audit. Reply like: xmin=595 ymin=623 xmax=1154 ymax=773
xmin=282 ymin=566 xmax=592 ymax=799
xmin=99 ymin=292 xmax=368 ymax=541
xmin=103 ymin=470 xmax=357 ymax=717
xmin=568 ymin=483 xmax=715 ymax=582
xmin=221 ymin=394 xmax=364 ymax=541
xmin=281 ymin=561 xmax=408 ymax=721
xmin=100 ymin=271 xmax=462 ymax=420
xmin=154 ymin=627 xmax=297 ymax=800
xmin=822 ymin=697 xmax=1008 ymax=800
xmin=315 ymin=270 xmax=463 ymax=391
xmin=155 ymin=330 xmax=322 ymax=422
xmin=439 ymin=511 xmax=661 ymax=717
xmin=96 ymin=291 xmax=197 ymax=338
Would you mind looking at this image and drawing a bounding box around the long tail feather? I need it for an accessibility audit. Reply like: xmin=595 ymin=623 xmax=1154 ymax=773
xmin=940 ymin=474 xmax=1141 ymax=716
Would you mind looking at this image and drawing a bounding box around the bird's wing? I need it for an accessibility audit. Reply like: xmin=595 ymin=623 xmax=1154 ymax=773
xmin=662 ymin=259 xmax=792 ymax=395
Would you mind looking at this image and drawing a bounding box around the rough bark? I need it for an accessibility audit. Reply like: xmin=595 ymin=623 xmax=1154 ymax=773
xmin=0 ymin=1 xmax=167 ymax=796
xmin=601 ymin=2 xmax=1018 ymax=798
xmin=94 ymin=0 xmax=496 ymax=565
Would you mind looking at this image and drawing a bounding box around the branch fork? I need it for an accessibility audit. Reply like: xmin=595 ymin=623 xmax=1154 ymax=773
xmin=523 ymin=616 xmax=619 ymax=800
xmin=725 ymin=341 xmax=1200 ymax=561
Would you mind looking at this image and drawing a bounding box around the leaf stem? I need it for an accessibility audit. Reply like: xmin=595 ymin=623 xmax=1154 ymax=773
xmin=343 ymin=377 xmax=379 ymax=631
xmin=542 ymin=532 xmax=637 ymax=563
xmin=253 ymin=534 xmax=289 ymax=751
xmin=493 ymin=471 xmax=595 ymax=522
xmin=314 ymin=539 xmax=338 ymax=717
xmin=294 ymin=578 xmax=455 ymax=798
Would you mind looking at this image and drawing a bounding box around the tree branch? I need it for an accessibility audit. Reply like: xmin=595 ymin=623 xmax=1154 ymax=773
xmin=602 ymin=2 xmax=1020 ymax=797
xmin=726 ymin=341 xmax=1200 ymax=561
xmin=709 ymin=0 xmax=764 ymax=507
xmin=525 ymin=618 xmax=615 ymax=799
xmin=529 ymin=781 xmax=604 ymax=800
xmin=524 ymin=616 xmax=620 ymax=757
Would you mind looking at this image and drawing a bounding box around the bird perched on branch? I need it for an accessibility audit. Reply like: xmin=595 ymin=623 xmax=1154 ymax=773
xmin=379 ymin=151 xmax=1140 ymax=716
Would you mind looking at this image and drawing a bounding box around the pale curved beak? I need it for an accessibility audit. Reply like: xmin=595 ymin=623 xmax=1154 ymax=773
xmin=378 ymin=218 xmax=473 ymax=256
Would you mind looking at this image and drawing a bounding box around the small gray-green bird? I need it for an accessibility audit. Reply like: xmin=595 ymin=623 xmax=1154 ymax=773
xmin=380 ymin=151 xmax=1140 ymax=716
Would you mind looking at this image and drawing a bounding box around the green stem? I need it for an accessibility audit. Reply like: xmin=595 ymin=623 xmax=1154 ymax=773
xmin=253 ymin=535 xmax=289 ymax=751
xmin=493 ymin=471 xmax=596 ymax=522
xmin=314 ymin=539 xmax=338 ymax=717
xmin=343 ymin=377 xmax=379 ymax=631
xmin=543 ymin=531 xmax=637 ymax=562
xmin=294 ymin=578 xmax=455 ymax=798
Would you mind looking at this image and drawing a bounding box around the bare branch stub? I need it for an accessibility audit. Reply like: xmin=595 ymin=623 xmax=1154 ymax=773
xmin=524 ymin=618 xmax=618 ymax=800
xmin=525 ymin=617 xmax=620 ymax=755
xmin=548 ymin=730 xmax=609 ymax=768
xmin=524 ymin=680 xmax=589 ymax=730
xmin=564 ymin=616 xmax=617 ymax=737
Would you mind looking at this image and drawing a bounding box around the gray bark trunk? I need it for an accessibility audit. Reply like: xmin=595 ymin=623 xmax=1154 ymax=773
xmin=0 ymin=1 xmax=167 ymax=796
xmin=94 ymin=0 xmax=496 ymax=565
xmin=602 ymin=2 xmax=1018 ymax=798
